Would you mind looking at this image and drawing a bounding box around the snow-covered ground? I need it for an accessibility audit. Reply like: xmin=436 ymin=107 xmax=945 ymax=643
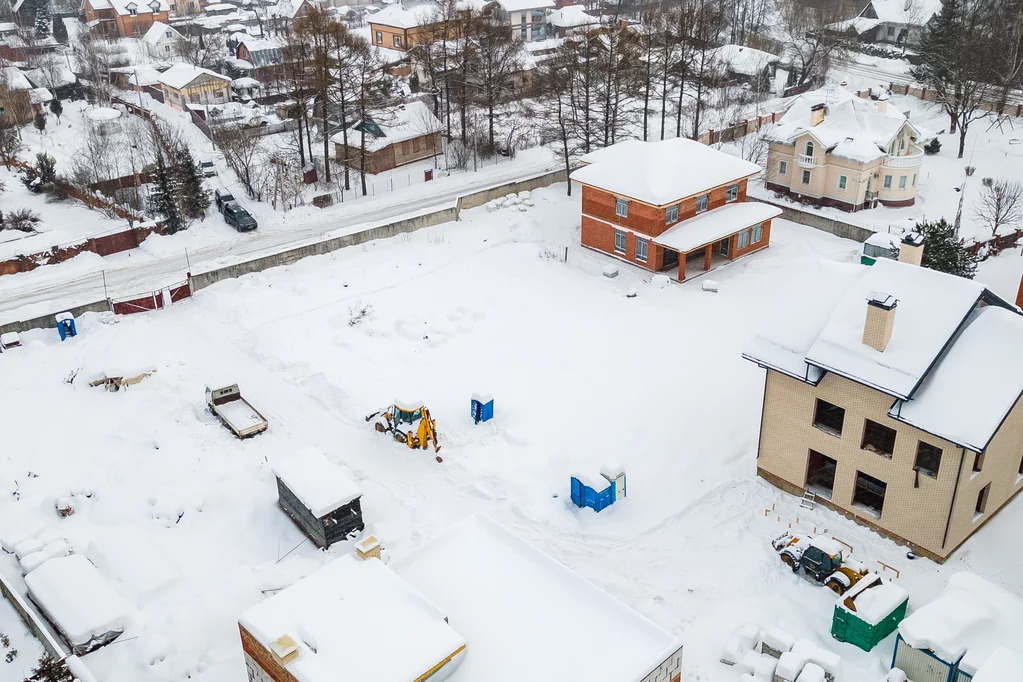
xmin=2 ymin=185 xmax=1021 ymax=682
xmin=0 ymin=599 xmax=44 ymax=682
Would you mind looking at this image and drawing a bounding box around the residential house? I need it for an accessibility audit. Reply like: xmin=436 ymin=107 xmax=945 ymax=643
xmin=158 ymin=63 xmax=232 ymax=109
xmin=827 ymin=0 xmax=942 ymax=48
xmin=142 ymin=20 xmax=183 ymax=57
xmin=266 ymin=0 xmax=313 ymax=33
xmin=368 ymin=2 xmax=444 ymax=51
xmin=764 ymin=90 xmax=926 ymax=211
xmin=893 ymin=572 xmax=1023 ymax=682
xmin=546 ymin=4 xmax=602 ymax=36
xmin=0 ymin=66 xmax=47 ymax=125
xmin=82 ymin=0 xmax=171 ymax=38
xmin=743 ymin=246 xmax=1023 ymax=562
xmin=331 ymin=100 xmax=442 ymax=174
xmin=487 ymin=0 xmax=554 ymax=41
xmin=239 ymin=516 xmax=683 ymax=682
xmin=570 ymin=137 xmax=780 ymax=281
xmin=230 ymin=33 xmax=286 ymax=81
xmin=707 ymin=43 xmax=781 ymax=89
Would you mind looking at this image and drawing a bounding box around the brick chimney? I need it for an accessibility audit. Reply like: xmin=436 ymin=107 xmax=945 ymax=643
xmin=863 ymin=293 xmax=898 ymax=352
xmin=877 ymin=94 xmax=888 ymax=114
xmin=898 ymin=232 xmax=924 ymax=266
xmin=810 ymin=103 xmax=826 ymax=127
xmin=355 ymin=535 xmax=382 ymax=561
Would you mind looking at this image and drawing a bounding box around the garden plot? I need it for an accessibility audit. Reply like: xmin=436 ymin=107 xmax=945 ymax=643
xmin=0 ymin=186 xmax=1021 ymax=682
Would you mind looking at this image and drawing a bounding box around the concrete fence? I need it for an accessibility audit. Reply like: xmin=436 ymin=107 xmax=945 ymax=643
xmin=755 ymin=197 xmax=874 ymax=243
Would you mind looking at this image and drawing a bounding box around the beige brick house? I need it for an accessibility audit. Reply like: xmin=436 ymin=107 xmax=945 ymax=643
xmin=764 ymin=91 xmax=927 ymax=211
xmin=744 ymin=240 xmax=1023 ymax=562
xmin=157 ymin=64 xmax=231 ymax=110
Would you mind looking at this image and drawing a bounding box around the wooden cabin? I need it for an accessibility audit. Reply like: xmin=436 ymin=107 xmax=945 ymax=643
xmin=271 ymin=448 xmax=364 ymax=549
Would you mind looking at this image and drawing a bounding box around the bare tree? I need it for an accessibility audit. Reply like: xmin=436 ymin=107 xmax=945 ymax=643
xmin=473 ymin=13 xmax=523 ymax=152
xmin=173 ymin=34 xmax=226 ymax=70
xmin=217 ymin=126 xmax=266 ymax=198
xmin=777 ymin=0 xmax=846 ymax=88
xmin=536 ymin=41 xmax=581 ymax=196
xmin=973 ymin=178 xmax=1023 ymax=241
xmin=293 ymin=6 xmax=342 ymax=183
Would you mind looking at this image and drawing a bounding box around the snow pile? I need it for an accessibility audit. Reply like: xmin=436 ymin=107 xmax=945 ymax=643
xmin=720 ymin=623 xmax=760 ymax=665
xmin=898 ymin=572 xmax=1023 ymax=674
xmin=240 ymin=555 xmax=466 ymax=682
xmin=837 ymin=573 xmax=907 ymax=626
xmin=971 ymin=647 xmax=1023 ymax=682
xmin=271 ymin=447 xmax=362 ymax=518
xmin=0 ymin=331 xmax=19 ymax=348
xmin=485 ymin=191 xmax=534 ymax=214
xmin=761 ymin=628 xmax=795 ymax=658
xmin=86 ymin=528 xmax=179 ymax=603
xmin=776 ymin=640 xmax=840 ymax=682
xmin=24 ymin=555 xmax=131 ymax=654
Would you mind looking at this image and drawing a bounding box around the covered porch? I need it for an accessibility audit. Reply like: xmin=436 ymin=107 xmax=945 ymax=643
xmin=653 ymin=202 xmax=783 ymax=281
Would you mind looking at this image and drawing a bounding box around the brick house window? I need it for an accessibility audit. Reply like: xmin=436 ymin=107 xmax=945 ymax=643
xmin=726 ymin=184 xmax=738 ymax=202
xmin=614 ymin=229 xmax=626 ymax=254
xmin=752 ymin=223 xmax=763 ymax=243
xmin=975 ymin=483 xmax=990 ymax=517
xmin=636 ymin=236 xmax=648 ymax=262
xmin=861 ymin=419 xmax=896 ymax=458
xmin=813 ymin=399 xmax=845 ymax=436
xmin=807 ymin=450 xmax=837 ymax=499
xmin=801 ymin=169 xmax=811 ymax=185
xmin=665 ymin=204 xmax=678 ymax=224
xmin=914 ymin=442 xmax=942 ymax=478
xmin=737 ymin=229 xmax=749 ymax=249
xmin=696 ymin=194 xmax=708 ymax=212
xmin=615 ymin=198 xmax=628 ymax=218
xmin=837 ymin=175 xmax=847 ymax=190
xmin=853 ymin=471 xmax=887 ymax=516
xmin=883 ymin=174 xmax=892 ymax=189
xmin=779 ymin=160 xmax=787 ymax=174
xmin=375 ymin=30 xmax=382 ymax=43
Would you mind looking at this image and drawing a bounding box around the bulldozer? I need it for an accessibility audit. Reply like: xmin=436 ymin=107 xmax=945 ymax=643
xmin=772 ymin=532 xmax=869 ymax=595
xmin=366 ymin=401 xmax=441 ymax=453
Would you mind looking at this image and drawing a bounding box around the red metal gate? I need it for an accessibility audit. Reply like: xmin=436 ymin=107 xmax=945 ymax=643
xmin=111 ymin=280 xmax=192 ymax=316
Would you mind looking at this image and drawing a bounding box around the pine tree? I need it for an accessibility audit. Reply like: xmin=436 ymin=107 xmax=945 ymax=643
xmin=905 ymin=219 xmax=979 ymax=279
xmin=35 ymin=152 xmax=56 ymax=184
xmin=34 ymin=0 xmax=51 ymax=38
xmin=171 ymin=146 xmax=210 ymax=220
xmin=24 ymin=653 xmax=74 ymax=682
xmin=33 ymin=113 xmax=45 ymax=134
xmin=51 ymin=15 xmax=67 ymax=43
xmin=48 ymin=98 xmax=62 ymax=122
xmin=151 ymin=154 xmax=184 ymax=234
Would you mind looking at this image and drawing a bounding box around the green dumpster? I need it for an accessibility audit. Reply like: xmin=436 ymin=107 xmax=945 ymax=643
xmin=832 ymin=573 xmax=908 ymax=652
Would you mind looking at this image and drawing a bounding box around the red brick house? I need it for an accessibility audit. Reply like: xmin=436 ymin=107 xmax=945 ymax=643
xmin=570 ymin=138 xmax=781 ymax=281
xmin=82 ymin=0 xmax=171 ymax=38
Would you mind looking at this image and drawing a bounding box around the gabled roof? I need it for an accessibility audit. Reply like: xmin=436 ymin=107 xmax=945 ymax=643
xmin=707 ymin=44 xmax=779 ymax=78
xmin=547 ymin=4 xmax=601 ymax=28
xmin=492 ymin=0 xmax=554 ymax=11
xmin=368 ymin=1 xmax=439 ymax=29
xmin=142 ymin=20 xmax=181 ymax=45
xmin=0 ymin=66 xmax=32 ymax=91
xmin=88 ymin=0 xmax=170 ymax=15
xmin=571 ymin=138 xmax=762 ymax=207
xmin=861 ymin=0 xmax=941 ymax=26
xmin=331 ymin=100 xmax=441 ymax=153
xmin=158 ymin=63 xmax=231 ymax=89
xmin=764 ymin=89 xmax=922 ymax=163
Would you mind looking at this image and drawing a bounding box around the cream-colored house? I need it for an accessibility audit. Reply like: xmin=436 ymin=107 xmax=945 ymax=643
xmin=764 ymin=91 xmax=926 ymax=211
xmin=743 ymin=239 xmax=1023 ymax=562
xmin=157 ymin=63 xmax=231 ymax=110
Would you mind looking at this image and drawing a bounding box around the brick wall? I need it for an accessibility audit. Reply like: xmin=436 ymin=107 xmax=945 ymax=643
xmin=239 ymin=625 xmax=299 ymax=682
xmin=728 ymin=218 xmax=772 ymax=259
xmin=639 ymin=644 xmax=683 ymax=682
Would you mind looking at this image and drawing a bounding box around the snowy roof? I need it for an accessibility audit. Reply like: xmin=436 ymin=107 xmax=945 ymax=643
xmin=0 ymin=66 xmax=32 ymax=91
xmin=24 ymin=62 xmax=77 ymax=89
xmin=271 ymin=447 xmax=361 ymax=517
xmin=232 ymin=76 xmax=261 ymax=87
xmin=394 ymin=515 xmax=682 ymax=681
xmin=708 ymin=44 xmax=779 ymax=78
xmin=269 ymin=0 xmax=307 ymax=18
xmin=973 ymin=648 xmax=1023 ymax=682
xmin=764 ymin=89 xmax=920 ymax=163
xmin=29 ymin=87 xmax=52 ymax=104
xmin=865 ymin=231 xmax=902 ymax=249
xmin=0 ymin=21 xmax=17 ymax=33
xmin=898 ymin=572 xmax=1023 ymax=674
xmin=142 ymin=20 xmax=180 ymax=45
xmin=652 ymin=202 xmax=781 ymax=254
xmin=239 ymin=555 xmax=466 ymax=682
xmin=24 ymin=555 xmax=131 ymax=648
xmin=88 ymin=0 xmax=170 ymax=15
xmin=369 ymin=1 xmax=438 ymax=28
xmin=127 ymin=64 xmax=164 ymax=87
xmin=158 ymin=63 xmax=231 ymax=89
xmin=891 ymin=306 xmax=1023 ymax=451
xmin=332 ymin=100 xmax=441 ymax=153
xmin=571 ymin=138 xmax=762 ymax=207
xmin=493 ymin=0 xmax=554 ymax=11
xmin=862 ymin=0 xmax=941 ymax=26
xmin=837 ymin=574 xmax=907 ymax=626
xmin=547 ymin=5 xmax=601 ymax=28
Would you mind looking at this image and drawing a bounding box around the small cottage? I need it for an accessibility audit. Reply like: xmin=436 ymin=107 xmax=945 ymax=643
xmin=331 ymin=100 xmax=442 ymax=174
xmin=157 ymin=63 xmax=232 ymax=110
xmin=271 ymin=448 xmax=364 ymax=549
xmin=142 ymin=21 xmax=182 ymax=58
xmin=831 ymin=573 xmax=907 ymax=651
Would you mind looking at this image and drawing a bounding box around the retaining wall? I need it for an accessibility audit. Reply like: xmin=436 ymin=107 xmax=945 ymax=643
xmin=0 ymin=299 xmax=111 ymax=336
xmin=756 ymin=198 xmax=874 ymax=243
xmin=455 ymin=168 xmax=568 ymax=211
xmin=0 ymin=570 xmax=66 ymax=660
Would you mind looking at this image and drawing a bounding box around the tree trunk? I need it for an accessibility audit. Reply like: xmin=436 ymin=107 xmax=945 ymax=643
xmin=296 ymin=115 xmax=306 ymax=166
xmin=322 ymin=108 xmax=331 ymax=183
xmin=958 ymin=122 xmax=967 ymax=158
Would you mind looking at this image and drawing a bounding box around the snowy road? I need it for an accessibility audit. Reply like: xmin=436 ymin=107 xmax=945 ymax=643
xmin=0 ymin=154 xmax=558 ymax=324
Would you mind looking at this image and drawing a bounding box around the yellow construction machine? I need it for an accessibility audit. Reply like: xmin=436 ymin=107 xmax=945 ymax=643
xmin=366 ymin=401 xmax=441 ymax=452
xmin=772 ymin=532 xmax=870 ymax=595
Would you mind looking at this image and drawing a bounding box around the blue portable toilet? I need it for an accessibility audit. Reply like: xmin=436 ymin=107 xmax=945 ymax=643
xmin=55 ymin=312 xmax=77 ymax=341
xmin=470 ymin=393 xmax=494 ymax=424
xmin=570 ymin=472 xmax=616 ymax=512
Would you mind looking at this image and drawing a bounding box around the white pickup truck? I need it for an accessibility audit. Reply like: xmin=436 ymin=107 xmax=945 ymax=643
xmin=206 ymin=384 xmax=268 ymax=438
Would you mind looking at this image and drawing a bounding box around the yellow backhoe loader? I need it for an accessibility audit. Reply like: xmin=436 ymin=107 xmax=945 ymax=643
xmin=366 ymin=401 xmax=441 ymax=453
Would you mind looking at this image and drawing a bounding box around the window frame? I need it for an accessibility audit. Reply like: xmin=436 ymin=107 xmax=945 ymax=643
xmin=613 ymin=229 xmax=627 ymax=254
xmin=837 ymin=175 xmax=848 ymax=191
xmin=665 ymin=204 xmax=679 ymax=224
xmin=779 ymin=160 xmax=787 ymax=175
xmin=801 ymin=169 xmax=811 ymax=185
xmin=913 ymin=441 xmax=942 ymax=478
xmin=393 ymin=34 xmax=402 ymax=47
xmin=813 ymin=398 xmax=845 ymax=437
xmin=737 ymin=229 xmax=749 ymax=249
xmin=861 ymin=419 xmax=897 ymax=458
xmin=883 ymin=174 xmax=892 ymax=189
xmin=853 ymin=471 xmax=887 ymax=517
xmin=375 ymin=30 xmax=383 ymax=43
xmin=635 ymin=236 xmax=648 ymax=263
xmin=726 ymin=184 xmax=739 ymax=202
xmin=696 ymin=194 xmax=708 ymax=213
xmin=752 ymin=223 xmax=763 ymax=244
xmin=804 ymin=140 xmax=814 ymax=157
xmin=615 ymin=198 xmax=629 ymax=218
xmin=912 ymin=173 xmax=917 ymax=186
xmin=898 ymin=175 xmax=907 ymax=189
xmin=973 ymin=452 xmax=984 ymax=473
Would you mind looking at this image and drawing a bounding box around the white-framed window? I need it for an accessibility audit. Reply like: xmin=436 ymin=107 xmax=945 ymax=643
xmin=726 ymin=184 xmax=738 ymax=202
xmin=375 ymin=30 xmax=382 ymax=43
xmin=801 ymin=169 xmax=811 ymax=185
xmin=804 ymin=141 xmax=814 ymax=157
xmin=898 ymin=175 xmax=907 ymax=189
xmin=665 ymin=204 xmax=679 ymax=224
xmin=883 ymin=174 xmax=892 ymax=189
xmin=837 ymin=175 xmax=847 ymax=190
xmin=912 ymin=173 xmax=917 ymax=186
xmin=636 ymin=236 xmax=648 ymax=262
xmin=738 ymin=229 xmax=749 ymax=249
xmin=696 ymin=194 xmax=708 ymax=213
xmin=615 ymin=198 xmax=628 ymax=218
xmin=779 ymin=160 xmax=787 ymax=174
xmin=614 ymin=229 xmax=626 ymax=254
xmin=752 ymin=223 xmax=763 ymax=243
xmin=899 ymin=137 xmax=906 ymax=151
xmin=393 ymin=35 xmax=402 ymax=47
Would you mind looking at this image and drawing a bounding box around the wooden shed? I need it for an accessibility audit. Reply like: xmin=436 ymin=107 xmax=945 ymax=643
xmin=831 ymin=573 xmax=907 ymax=652
xmin=271 ymin=448 xmax=364 ymax=549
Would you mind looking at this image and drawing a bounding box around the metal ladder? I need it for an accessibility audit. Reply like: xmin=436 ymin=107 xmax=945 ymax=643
xmin=800 ymin=490 xmax=817 ymax=510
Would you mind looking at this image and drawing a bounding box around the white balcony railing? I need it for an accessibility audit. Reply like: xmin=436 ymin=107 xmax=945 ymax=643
xmin=885 ymin=148 xmax=924 ymax=169
xmin=796 ymin=154 xmax=818 ymax=167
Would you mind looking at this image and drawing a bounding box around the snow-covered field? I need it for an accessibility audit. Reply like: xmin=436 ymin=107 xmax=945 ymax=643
xmin=0 ymin=599 xmax=44 ymax=682
xmin=1 ymin=185 xmax=1022 ymax=682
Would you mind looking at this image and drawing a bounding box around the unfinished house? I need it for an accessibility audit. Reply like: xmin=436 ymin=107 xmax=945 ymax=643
xmin=743 ymin=239 xmax=1023 ymax=562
